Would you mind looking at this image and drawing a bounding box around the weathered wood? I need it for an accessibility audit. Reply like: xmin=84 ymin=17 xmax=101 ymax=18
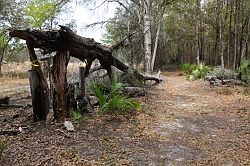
xmin=28 ymin=70 xmax=49 ymax=122
xmin=0 ymin=96 xmax=10 ymax=106
xmin=0 ymin=104 xmax=25 ymax=109
xmin=121 ymin=87 xmax=147 ymax=97
xmin=51 ymin=50 xmax=69 ymax=120
xmin=0 ymin=130 xmax=19 ymax=136
xmin=9 ymin=26 xmax=129 ymax=77
xmin=26 ymin=41 xmax=50 ymax=122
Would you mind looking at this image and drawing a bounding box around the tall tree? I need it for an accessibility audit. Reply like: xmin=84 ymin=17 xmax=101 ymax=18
xmin=195 ymin=0 xmax=201 ymax=64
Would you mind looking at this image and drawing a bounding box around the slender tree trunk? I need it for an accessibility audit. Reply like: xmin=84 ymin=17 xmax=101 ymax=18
xmin=241 ymin=16 xmax=250 ymax=59
xmin=143 ymin=0 xmax=152 ymax=74
xmin=0 ymin=53 xmax=3 ymax=76
xmin=217 ymin=0 xmax=223 ymax=68
xmin=195 ymin=0 xmax=201 ymax=64
xmin=233 ymin=0 xmax=240 ymax=69
xmin=151 ymin=14 xmax=163 ymax=71
xmin=151 ymin=0 xmax=167 ymax=71
xmin=220 ymin=0 xmax=229 ymax=69
xmin=227 ymin=0 xmax=233 ymax=68
xmin=0 ymin=38 xmax=10 ymax=76
xmin=238 ymin=15 xmax=249 ymax=65
xmin=214 ymin=0 xmax=221 ymax=66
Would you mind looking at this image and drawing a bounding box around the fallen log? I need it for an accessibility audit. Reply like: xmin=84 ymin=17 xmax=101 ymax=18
xmin=0 ymin=104 xmax=25 ymax=109
xmin=0 ymin=130 xmax=19 ymax=136
xmin=9 ymin=26 xmax=130 ymax=78
xmin=9 ymin=26 xmax=162 ymax=84
xmin=121 ymin=87 xmax=147 ymax=97
xmin=0 ymin=96 xmax=10 ymax=106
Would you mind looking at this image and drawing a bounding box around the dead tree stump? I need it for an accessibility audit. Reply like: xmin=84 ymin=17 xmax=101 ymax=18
xmin=28 ymin=70 xmax=49 ymax=122
xmin=52 ymin=50 xmax=70 ymax=120
xmin=26 ymin=41 xmax=49 ymax=122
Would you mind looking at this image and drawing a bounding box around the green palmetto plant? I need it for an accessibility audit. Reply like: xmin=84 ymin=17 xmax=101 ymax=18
xmin=179 ymin=63 xmax=197 ymax=75
xmin=186 ymin=63 xmax=212 ymax=80
xmin=90 ymin=79 xmax=141 ymax=114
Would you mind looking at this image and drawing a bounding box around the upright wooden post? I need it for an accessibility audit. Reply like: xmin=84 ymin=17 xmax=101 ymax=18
xmin=26 ymin=41 xmax=49 ymax=122
xmin=28 ymin=70 xmax=49 ymax=121
xmin=52 ymin=50 xmax=69 ymax=120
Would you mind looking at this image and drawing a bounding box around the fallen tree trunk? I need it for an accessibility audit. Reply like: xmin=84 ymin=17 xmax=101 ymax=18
xmin=9 ymin=26 xmax=129 ymax=77
xmin=121 ymin=87 xmax=147 ymax=97
xmin=9 ymin=26 xmax=162 ymax=83
xmin=0 ymin=104 xmax=25 ymax=109
xmin=0 ymin=96 xmax=10 ymax=106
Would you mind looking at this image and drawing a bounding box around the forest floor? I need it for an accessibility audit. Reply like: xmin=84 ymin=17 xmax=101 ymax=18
xmin=0 ymin=67 xmax=249 ymax=166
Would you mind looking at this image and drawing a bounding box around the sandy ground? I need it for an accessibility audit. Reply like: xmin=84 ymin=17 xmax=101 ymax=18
xmin=0 ymin=69 xmax=249 ymax=165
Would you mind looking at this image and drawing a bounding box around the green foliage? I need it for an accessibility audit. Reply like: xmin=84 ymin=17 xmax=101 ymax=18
xmin=179 ymin=63 xmax=197 ymax=75
xmin=23 ymin=0 xmax=57 ymax=28
xmin=70 ymin=111 xmax=87 ymax=122
xmin=90 ymin=79 xmax=141 ymax=114
xmin=0 ymin=32 xmax=8 ymax=50
xmin=238 ymin=58 xmax=250 ymax=81
xmin=180 ymin=63 xmax=212 ymax=80
xmin=0 ymin=140 xmax=7 ymax=160
xmin=189 ymin=63 xmax=212 ymax=80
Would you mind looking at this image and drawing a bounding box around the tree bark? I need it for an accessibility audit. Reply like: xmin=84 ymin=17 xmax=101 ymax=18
xmin=241 ymin=16 xmax=250 ymax=59
xmin=28 ymin=70 xmax=49 ymax=122
xmin=0 ymin=52 xmax=3 ymax=76
xmin=195 ymin=0 xmax=201 ymax=64
xmin=26 ymin=41 xmax=49 ymax=122
xmin=233 ymin=0 xmax=241 ymax=69
xmin=9 ymin=27 xmax=130 ymax=77
xmin=52 ymin=50 xmax=69 ymax=120
xmin=227 ymin=0 xmax=233 ymax=68
xmin=143 ymin=0 xmax=152 ymax=74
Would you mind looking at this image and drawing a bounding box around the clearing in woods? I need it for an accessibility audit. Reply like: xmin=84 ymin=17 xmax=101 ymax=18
xmin=0 ymin=67 xmax=249 ymax=165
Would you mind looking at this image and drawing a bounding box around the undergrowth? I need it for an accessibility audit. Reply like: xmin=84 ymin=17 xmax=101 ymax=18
xmin=90 ymin=79 xmax=141 ymax=114
xmin=180 ymin=63 xmax=212 ymax=80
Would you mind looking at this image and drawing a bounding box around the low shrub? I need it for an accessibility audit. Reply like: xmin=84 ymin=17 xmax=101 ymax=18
xmin=179 ymin=63 xmax=197 ymax=75
xmin=90 ymin=79 xmax=141 ymax=114
xmin=180 ymin=63 xmax=212 ymax=80
xmin=188 ymin=63 xmax=212 ymax=80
